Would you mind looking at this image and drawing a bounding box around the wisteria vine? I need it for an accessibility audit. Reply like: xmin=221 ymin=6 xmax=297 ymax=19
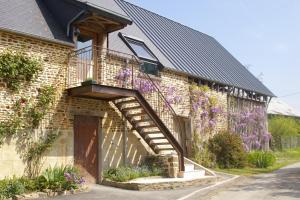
xmin=229 ymin=106 xmax=272 ymax=151
xmin=190 ymin=85 xmax=223 ymax=135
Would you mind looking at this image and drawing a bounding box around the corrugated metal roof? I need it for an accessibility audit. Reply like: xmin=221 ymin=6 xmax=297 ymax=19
xmin=0 ymin=0 xmax=71 ymax=44
xmin=115 ymin=0 xmax=275 ymax=97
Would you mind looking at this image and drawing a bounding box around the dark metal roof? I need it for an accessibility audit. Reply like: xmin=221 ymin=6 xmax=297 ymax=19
xmin=115 ymin=0 xmax=275 ymax=97
xmin=0 ymin=0 xmax=72 ymax=44
xmin=0 ymin=0 xmax=131 ymax=45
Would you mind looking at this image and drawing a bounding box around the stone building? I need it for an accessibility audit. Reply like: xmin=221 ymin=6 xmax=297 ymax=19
xmin=0 ymin=0 xmax=274 ymax=182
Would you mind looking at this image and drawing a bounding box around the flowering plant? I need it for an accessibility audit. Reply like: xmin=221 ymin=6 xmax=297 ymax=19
xmin=190 ymin=85 xmax=223 ymax=135
xmin=229 ymin=106 xmax=271 ymax=151
xmin=115 ymin=68 xmax=132 ymax=86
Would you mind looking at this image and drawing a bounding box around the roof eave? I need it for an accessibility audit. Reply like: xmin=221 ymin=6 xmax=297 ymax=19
xmin=76 ymin=0 xmax=132 ymax=26
xmin=0 ymin=27 xmax=75 ymax=47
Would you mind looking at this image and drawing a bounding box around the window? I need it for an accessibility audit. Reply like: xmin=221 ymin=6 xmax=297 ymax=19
xmin=140 ymin=61 xmax=159 ymax=76
xmin=120 ymin=33 xmax=161 ymax=76
xmin=125 ymin=38 xmax=157 ymax=61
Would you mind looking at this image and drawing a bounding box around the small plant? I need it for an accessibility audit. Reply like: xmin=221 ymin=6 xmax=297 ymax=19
xmin=0 ymin=50 xmax=42 ymax=91
xmin=37 ymin=165 xmax=84 ymax=192
xmin=208 ymin=132 xmax=247 ymax=168
xmin=247 ymin=151 xmax=276 ymax=168
xmin=0 ymin=177 xmax=25 ymax=200
xmin=103 ymin=165 xmax=163 ymax=182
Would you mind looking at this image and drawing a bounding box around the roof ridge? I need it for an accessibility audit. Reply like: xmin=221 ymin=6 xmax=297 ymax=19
xmin=116 ymin=0 xmax=215 ymax=40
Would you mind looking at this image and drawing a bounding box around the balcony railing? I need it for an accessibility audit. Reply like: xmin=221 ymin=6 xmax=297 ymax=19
xmin=67 ymin=46 xmax=186 ymax=154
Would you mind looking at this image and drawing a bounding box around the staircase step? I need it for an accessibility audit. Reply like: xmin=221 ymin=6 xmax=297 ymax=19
xmin=182 ymin=170 xmax=206 ymax=179
xmin=115 ymin=99 xmax=138 ymax=105
xmin=141 ymin=131 xmax=161 ymax=136
xmin=131 ymin=118 xmax=153 ymax=124
xmin=137 ymin=124 xmax=157 ymax=130
xmin=126 ymin=112 xmax=146 ymax=118
xmin=145 ymin=136 xmax=166 ymax=140
xmin=122 ymin=106 xmax=142 ymax=112
xmin=151 ymin=142 xmax=170 ymax=147
xmin=184 ymin=164 xmax=195 ymax=172
xmin=157 ymin=146 xmax=174 ymax=150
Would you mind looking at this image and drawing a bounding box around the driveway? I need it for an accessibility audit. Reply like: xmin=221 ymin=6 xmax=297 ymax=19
xmin=50 ymin=162 xmax=300 ymax=200
xmin=207 ymin=162 xmax=300 ymax=200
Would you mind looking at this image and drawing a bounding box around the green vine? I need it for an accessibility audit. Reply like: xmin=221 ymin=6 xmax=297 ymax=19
xmin=0 ymin=50 xmax=42 ymax=91
xmin=25 ymin=131 xmax=60 ymax=163
xmin=0 ymin=85 xmax=56 ymax=145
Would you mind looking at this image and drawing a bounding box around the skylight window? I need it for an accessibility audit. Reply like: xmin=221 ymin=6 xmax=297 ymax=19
xmin=125 ymin=38 xmax=157 ymax=61
xmin=119 ymin=33 xmax=161 ymax=76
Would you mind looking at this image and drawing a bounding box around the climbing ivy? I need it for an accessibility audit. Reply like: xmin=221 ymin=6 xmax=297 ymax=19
xmin=25 ymin=131 xmax=60 ymax=163
xmin=0 ymin=85 xmax=56 ymax=145
xmin=0 ymin=50 xmax=42 ymax=91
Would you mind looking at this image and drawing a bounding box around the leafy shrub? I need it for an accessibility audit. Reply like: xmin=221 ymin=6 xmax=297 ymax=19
xmin=18 ymin=177 xmax=37 ymax=193
xmin=0 ymin=50 xmax=42 ymax=91
xmin=191 ymin=132 xmax=216 ymax=168
xmin=247 ymin=151 xmax=276 ymax=168
xmin=0 ymin=177 xmax=25 ymax=200
xmin=141 ymin=155 xmax=167 ymax=176
xmin=208 ymin=132 xmax=247 ymax=168
xmin=37 ymin=165 xmax=84 ymax=192
xmin=104 ymin=165 xmax=163 ymax=182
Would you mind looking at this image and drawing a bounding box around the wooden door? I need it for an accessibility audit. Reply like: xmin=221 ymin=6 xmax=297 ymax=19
xmin=74 ymin=115 xmax=99 ymax=183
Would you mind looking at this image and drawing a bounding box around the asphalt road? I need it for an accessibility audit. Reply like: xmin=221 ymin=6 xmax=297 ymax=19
xmin=207 ymin=162 xmax=300 ymax=200
xmin=49 ymin=162 xmax=300 ymax=200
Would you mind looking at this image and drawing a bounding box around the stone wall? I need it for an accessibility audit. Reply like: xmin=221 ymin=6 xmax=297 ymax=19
xmin=0 ymin=31 xmax=149 ymax=178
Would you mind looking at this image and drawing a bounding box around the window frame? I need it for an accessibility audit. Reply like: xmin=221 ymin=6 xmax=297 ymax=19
xmin=119 ymin=33 xmax=162 ymax=76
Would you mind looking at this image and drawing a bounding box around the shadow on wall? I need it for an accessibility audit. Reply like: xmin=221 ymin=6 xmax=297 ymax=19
xmin=102 ymin=102 xmax=148 ymax=170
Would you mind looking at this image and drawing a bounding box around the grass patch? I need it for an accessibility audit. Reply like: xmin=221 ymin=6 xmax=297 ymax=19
xmin=215 ymin=147 xmax=300 ymax=176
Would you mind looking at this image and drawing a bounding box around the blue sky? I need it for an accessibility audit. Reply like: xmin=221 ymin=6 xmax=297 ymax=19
xmin=127 ymin=0 xmax=300 ymax=111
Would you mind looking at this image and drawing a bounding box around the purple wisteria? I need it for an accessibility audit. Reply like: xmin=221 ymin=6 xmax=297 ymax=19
xmin=115 ymin=68 xmax=132 ymax=86
xmin=190 ymin=85 xmax=223 ymax=135
xmin=229 ymin=106 xmax=272 ymax=151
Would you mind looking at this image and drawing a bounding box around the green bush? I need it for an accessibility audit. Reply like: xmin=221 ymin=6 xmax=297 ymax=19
xmin=247 ymin=151 xmax=276 ymax=168
xmin=191 ymin=132 xmax=216 ymax=168
xmin=0 ymin=166 xmax=84 ymax=199
xmin=0 ymin=50 xmax=42 ymax=91
xmin=140 ymin=155 xmax=167 ymax=176
xmin=208 ymin=132 xmax=247 ymax=169
xmin=0 ymin=177 xmax=25 ymax=200
xmin=103 ymin=165 xmax=163 ymax=182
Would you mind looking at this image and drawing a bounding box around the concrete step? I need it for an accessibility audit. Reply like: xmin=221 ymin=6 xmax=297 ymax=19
xmin=182 ymin=170 xmax=205 ymax=179
xmin=184 ymin=164 xmax=195 ymax=172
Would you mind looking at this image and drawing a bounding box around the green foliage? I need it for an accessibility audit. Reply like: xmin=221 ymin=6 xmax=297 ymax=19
xmin=103 ymin=165 xmax=163 ymax=182
xmin=0 ymin=85 xmax=56 ymax=145
xmin=0 ymin=166 xmax=84 ymax=199
xmin=141 ymin=155 xmax=167 ymax=176
xmin=247 ymin=151 xmax=276 ymax=168
xmin=191 ymin=132 xmax=216 ymax=168
xmin=0 ymin=177 xmax=25 ymax=200
xmin=36 ymin=166 xmax=83 ymax=192
xmin=25 ymin=131 xmax=60 ymax=163
xmin=208 ymin=132 xmax=247 ymax=169
xmin=0 ymin=50 xmax=42 ymax=91
xmin=28 ymin=85 xmax=56 ymax=128
xmin=269 ymin=116 xmax=300 ymax=150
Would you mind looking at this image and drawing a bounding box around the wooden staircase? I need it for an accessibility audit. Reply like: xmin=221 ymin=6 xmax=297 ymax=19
xmin=114 ymin=97 xmax=176 ymax=154
xmin=112 ymin=90 xmax=185 ymax=172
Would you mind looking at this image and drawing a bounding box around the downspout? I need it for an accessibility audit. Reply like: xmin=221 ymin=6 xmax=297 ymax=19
xmin=67 ymin=10 xmax=86 ymax=37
